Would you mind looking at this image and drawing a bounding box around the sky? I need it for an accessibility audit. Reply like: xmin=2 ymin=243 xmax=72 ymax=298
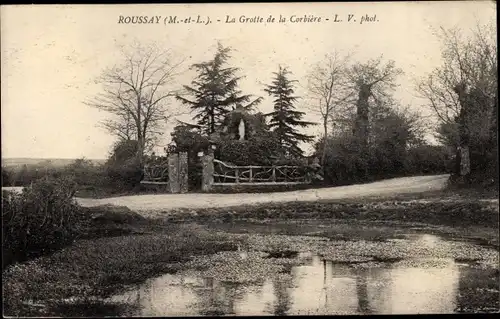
xmin=1 ymin=1 xmax=496 ymax=159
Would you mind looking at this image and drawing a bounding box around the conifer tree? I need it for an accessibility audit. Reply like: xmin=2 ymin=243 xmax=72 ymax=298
xmin=176 ymin=43 xmax=262 ymax=135
xmin=264 ymin=66 xmax=315 ymax=157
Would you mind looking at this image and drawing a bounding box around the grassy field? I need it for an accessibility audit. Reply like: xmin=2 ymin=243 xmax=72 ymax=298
xmin=2 ymin=190 xmax=499 ymax=317
xmin=121 ymin=191 xmax=498 ymax=227
xmin=1 ymin=158 xmax=106 ymax=168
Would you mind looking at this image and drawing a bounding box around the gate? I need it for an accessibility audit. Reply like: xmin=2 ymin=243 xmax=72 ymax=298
xmin=141 ymin=152 xmax=188 ymax=193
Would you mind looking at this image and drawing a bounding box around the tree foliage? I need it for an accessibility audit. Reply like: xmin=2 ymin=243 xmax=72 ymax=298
xmin=264 ymin=66 xmax=315 ymax=157
xmin=347 ymin=57 xmax=403 ymax=149
xmin=176 ymin=43 xmax=262 ymax=135
xmin=317 ymin=100 xmax=436 ymax=185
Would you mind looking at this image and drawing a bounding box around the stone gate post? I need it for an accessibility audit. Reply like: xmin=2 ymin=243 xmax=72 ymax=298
xmin=201 ymin=153 xmax=214 ymax=192
xmin=168 ymin=153 xmax=180 ymax=193
xmin=179 ymin=152 xmax=189 ymax=193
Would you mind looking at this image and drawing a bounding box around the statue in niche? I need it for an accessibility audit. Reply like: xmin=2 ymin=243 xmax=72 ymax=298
xmin=238 ymin=118 xmax=245 ymax=140
xmin=219 ymin=104 xmax=266 ymax=141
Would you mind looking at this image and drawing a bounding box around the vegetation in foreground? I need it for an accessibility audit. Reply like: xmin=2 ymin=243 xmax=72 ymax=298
xmin=2 ymin=176 xmax=498 ymax=317
xmin=3 ymin=197 xmax=498 ymax=317
xmin=2 ymin=165 xmax=240 ymax=317
xmin=2 ymin=222 xmax=238 ymax=317
xmin=151 ymin=194 xmax=498 ymax=229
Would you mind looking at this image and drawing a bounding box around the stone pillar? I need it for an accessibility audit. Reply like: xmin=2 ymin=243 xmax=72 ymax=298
xmin=168 ymin=153 xmax=180 ymax=193
xmin=179 ymin=152 xmax=189 ymax=193
xmin=202 ymin=154 xmax=214 ymax=192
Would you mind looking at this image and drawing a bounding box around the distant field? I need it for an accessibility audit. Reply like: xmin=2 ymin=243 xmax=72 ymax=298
xmin=1 ymin=158 xmax=106 ymax=168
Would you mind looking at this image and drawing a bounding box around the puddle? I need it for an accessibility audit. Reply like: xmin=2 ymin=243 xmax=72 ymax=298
xmin=109 ymin=233 xmax=499 ymax=316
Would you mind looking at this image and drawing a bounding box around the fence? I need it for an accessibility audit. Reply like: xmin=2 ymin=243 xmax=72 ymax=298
xmin=200 ymin=155 xmax=311 ymax=191
xmin=213 ymin=159 xmax=309 ymax=184
xmin=142 ymin=152 xmax=314 ymax=193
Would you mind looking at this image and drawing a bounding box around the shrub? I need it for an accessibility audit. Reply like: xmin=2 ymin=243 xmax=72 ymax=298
xmin=65 ymin=158 xmax=108 ymax=187
xmin=320 ymin=133 xmax=452 ymax=186
xmin=215 ymin=133 xmax=282 ymax=166
xmin=3 ymin=164 xmax=77 ymax=187
xmin=405 ymin=144 xmax=450 ymax=175
xmin=2 ymin=167 xmax=13 ymax=186
xmin=321 ymin=136 xmax=370 ymax=185
xmin=105 ymin=159 xmax=143 ymax=191
xmin=105 ymin=140 xmax=144 ymax=191
xmin=7 ymin=164 xmax=39 ymax=186
xmin=2 ymin=176 xmax=85 ymax=269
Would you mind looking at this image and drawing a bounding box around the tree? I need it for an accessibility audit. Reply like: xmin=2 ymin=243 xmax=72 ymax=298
xmin=369 ymin=103 xmax=425 ymax=176
xmin=318 ymin=105 xmax=431 ymax=185
xmin=176 ymin=43 xmax=262 ymax=135
xmin=306 ymin=51 xmax=353 ymax=166
xmin=86 ymin=42 xmax=185 ymax=163
xmin=264 ymin=66 xmax=315 ymax=157
xmin=347 ymin=57 xmax=403 ymax=150
xmin=417 ymin=22 xmax=497 ymax=183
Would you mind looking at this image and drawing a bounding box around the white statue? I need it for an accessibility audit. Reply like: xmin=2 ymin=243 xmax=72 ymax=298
xmin=238 ymin=119 xmax=245 ymax=140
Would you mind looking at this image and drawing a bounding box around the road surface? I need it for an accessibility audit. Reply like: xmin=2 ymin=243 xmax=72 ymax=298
xmin=69 ymin=174 xmax=450 ymax=211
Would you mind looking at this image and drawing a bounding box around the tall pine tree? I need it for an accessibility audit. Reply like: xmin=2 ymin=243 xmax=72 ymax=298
xmin=264 ymin=66 xmax=315 ymax=157
xmin=176 ymin=43 xmax=262 ymax=135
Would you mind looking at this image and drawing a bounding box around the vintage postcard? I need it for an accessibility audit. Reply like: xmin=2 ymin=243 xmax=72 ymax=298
xmin=1 ymin=1 xmax=498 ymax=317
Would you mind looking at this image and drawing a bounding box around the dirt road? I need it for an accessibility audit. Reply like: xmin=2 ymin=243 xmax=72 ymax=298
xmin=73 ymin=174 xmax=450 ymax=211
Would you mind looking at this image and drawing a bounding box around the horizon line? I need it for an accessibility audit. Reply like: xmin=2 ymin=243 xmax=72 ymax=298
xmin=2 ymin=157 xmax=107 ymax=161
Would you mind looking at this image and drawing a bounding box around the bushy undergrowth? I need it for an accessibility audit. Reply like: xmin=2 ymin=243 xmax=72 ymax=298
xmin=160 ymin=199 xmax=499 ymax=229
xmin=215 ymin=135 xmax=282 ymax=166
xmin=105 ymin=160 xmax=143 ymax=191
xmin=2 ymin=177 xmax=87 ymax=268
xmin=2 ymin=224 xmax=237 ymax=317
xmin=2 ymin=156 xmax=143 ymax=197
xmin=320 ymin=137 xmax=451 ymax=186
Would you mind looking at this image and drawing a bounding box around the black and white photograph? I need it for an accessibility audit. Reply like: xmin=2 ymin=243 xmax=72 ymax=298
xmin=1 ymin=1 xmax=498 ymax=316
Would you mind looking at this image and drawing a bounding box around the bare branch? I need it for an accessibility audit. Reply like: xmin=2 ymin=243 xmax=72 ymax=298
xmin=416 ymin=20 xmax=497 ymax=130
xmin=85 ymin=42 xmax=186 ymax=157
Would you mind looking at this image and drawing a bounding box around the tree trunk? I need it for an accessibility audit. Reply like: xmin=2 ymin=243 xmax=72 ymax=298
xmin=321 ymin=118 xmax=328 ymax=167
xmin=493 ymin=95 xmax=499 ymax=184
xmin=454 ymin=83 xmax=471 ymax=177
xmin=136 ymin=97 xmax=144 ymax=165
xmin=137 ymin=138 xmax=145 ymax=166
xmin=354 ymin=84 xmax=371 ymax=150
xmin=355 ymin=269 xmax=372 ymax=314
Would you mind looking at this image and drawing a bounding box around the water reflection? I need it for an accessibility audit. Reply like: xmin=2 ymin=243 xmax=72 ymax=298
xmin=271 ymin=274 xmax=292 ymax=315
xmin=384 ymin=263 xmax=459 ymax=314
xmin=110 ymin=235 xmax=498 ymax=316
